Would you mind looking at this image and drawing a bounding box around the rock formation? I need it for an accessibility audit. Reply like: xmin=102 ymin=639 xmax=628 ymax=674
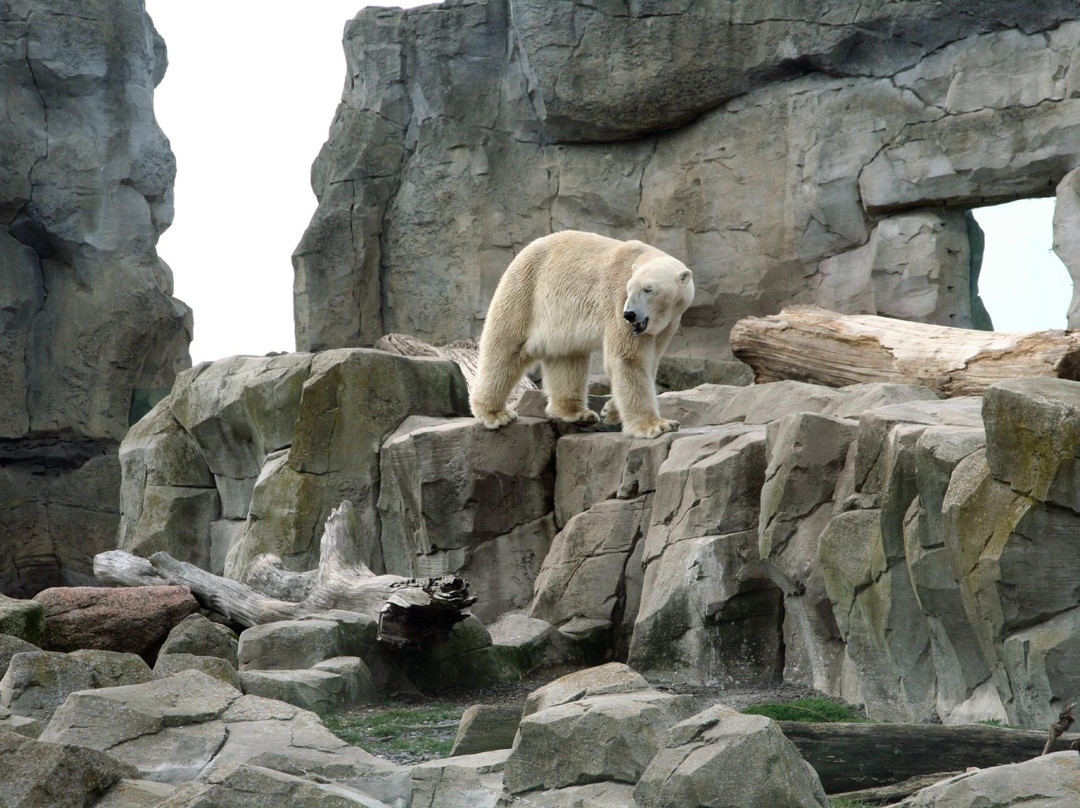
xmin=296 ymin=1 xmax=1080 ymax=360
xmin=0 ymin=0 xmax=192 ymax=596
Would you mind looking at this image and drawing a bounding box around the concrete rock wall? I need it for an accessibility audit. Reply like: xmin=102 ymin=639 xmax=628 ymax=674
xmin=0 ymin=0 xmax=192 ymax=596
xmin=295 ymin=1 xmax=1080 ymax=358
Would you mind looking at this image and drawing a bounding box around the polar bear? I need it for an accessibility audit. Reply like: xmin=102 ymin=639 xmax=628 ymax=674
xmin=470 ymin=231 xmax=695 ymax=439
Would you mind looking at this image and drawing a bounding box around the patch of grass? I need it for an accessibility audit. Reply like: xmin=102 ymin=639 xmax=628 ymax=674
xmin=742 ymin=697 xmax=868 ymax=723
xmin=322 ymin=702 xmax=464 ymax=763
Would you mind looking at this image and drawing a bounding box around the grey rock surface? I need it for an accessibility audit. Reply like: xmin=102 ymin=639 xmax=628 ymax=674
xmin=155 ymin=654 xmax=243 ymax=691
xmin=158 ymin=761 xmax=389 ymax=808
xmin=240 ymin=656 xmax=376 ymax=713
xmin=0 ymin=0 xmax=191 ymax=597
xmin=634 ymin=706 xmax=829 ymax=808
xmin=0 ymin=594 xmax=44 ymax=645
xmin=504 ymin=690 xmax=694 ymax=793
xmin=378 ymin=416 xmax=556 ymax=622
xmin=411 ymin=749 xmax=508 ymax=808
xmin=293 ymin=3 xmax=1080 ymax=363
xmin=39 ymin=669 xmax=405 ymax=795
xmin=1 ymin=648 xmax=153 ymax=726
xmin=93 ymin=779 xmax=178 ymax=808
xmin=0 ymin=731 xmax=138 ymax=808
xmin=158 ymin=614 xmax=239 ymax=668
xmin=451 ymin=706 xmax=522 ymax=757
xmin=900 ymin=751 xmax=1080 ymax=807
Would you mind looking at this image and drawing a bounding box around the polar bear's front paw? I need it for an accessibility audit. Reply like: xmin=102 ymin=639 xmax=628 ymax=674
xmin=476 ymin=408 xmax=518 ymax=430
xmin=623 ymin=417 xmax=680 ymax=439
xmin=600 ymin=398 xmax=621 ymax=425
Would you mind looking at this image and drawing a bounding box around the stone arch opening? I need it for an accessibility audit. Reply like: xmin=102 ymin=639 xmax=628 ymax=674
xmin=970 ymin=198 xmax=1072 ymax=332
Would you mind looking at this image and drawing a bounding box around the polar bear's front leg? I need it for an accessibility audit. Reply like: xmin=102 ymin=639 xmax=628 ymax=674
xmin=542 ymin=356 xmax=600 ymax=426
xmin=470 ymin=344 xmax=529 ymax=430
xmin=606 ymin=345 xmax=679 ymax=439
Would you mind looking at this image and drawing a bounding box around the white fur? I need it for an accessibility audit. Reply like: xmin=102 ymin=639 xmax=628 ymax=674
xmin=470 ymin=231 xmax=695 ymax=438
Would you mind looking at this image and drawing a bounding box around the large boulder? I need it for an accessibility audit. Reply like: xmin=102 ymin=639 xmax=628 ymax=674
xmin=633 ymin=705 xmax=829 ymax=808
xmin=33 ymin=585 xmax=199 ymax=657
xmin=0 ymin=731 xmax=138 ymax=808
xmin=240 ymin=656 xmax=377 ymax=713
xmin=629 ymin=425 xmax=783 ymax=685
xmin=902 ymin=751 xmax=1080 ymax=807
xmin=157 ymin=614 xmax=239 ymax=668
xmin=0 ymin=594 xmax=44 ymax=645
xmin=411 ymin=750 xmax=508 ymax=808
xmin=39 ymin=669 xmax=407 ymax=799
xmin=0 ymin=0 xmax=191 ymax=597
xmin=116 ymin=349 xmax=472 ymax=582
xmin=237 ymin=612 xmax=375 ymax=672
xmin=1 ymin=649 xmax=154 ymax=726
xmin=159 ymin=762 xmax=389 ymax=807
xmin=378 ymin=416 xmax=557 ymax=622
xmin=503 ymin=690 xmax=695 ymax=793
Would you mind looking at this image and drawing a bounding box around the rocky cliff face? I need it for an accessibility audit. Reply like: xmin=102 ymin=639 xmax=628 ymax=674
xmin=296 ymin=0 xmax=1080 ymax=358
xmin=0 ymin=0 xmax=191 ymax=595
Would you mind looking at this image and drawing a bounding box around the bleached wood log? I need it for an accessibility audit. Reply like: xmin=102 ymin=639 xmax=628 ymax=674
xmin=730 ymin=305 xmax=1080 ymax=397
xmin=376 ymin=332 xmax=538 ymax=406
xmin=95 ymin=501 xmax=475 ymax=646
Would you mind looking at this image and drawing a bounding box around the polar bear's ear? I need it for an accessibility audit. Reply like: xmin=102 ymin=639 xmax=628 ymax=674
xmin=678 ymin=268 xmax=692 ymax=284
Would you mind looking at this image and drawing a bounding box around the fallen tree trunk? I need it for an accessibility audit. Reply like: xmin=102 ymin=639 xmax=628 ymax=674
xmin=376 ymin=332 xmax=538 ymax=406
xmin=730 ymin=305 xmax=1080 ymax=397
xmin=95 ymin=500 xmax=475 ymax=647
xmin=780 ymin=721 xmax=1080 ymax=793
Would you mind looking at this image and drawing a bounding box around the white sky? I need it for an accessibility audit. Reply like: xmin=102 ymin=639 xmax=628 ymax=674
xmin=146 ymin=2 xmax=1072 ymax=364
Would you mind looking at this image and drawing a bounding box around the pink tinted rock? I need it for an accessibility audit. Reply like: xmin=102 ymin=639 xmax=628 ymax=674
xmin=33 ymin=586 xmax=200 ymax=658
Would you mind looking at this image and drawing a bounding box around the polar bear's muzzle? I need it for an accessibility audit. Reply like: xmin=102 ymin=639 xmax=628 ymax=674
xmin=624 ymin=310 xmax=649 ymax=335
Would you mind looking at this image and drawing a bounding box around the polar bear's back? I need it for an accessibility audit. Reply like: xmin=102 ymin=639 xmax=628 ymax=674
xmin=487 ymin=231 xmax=653 ymax=357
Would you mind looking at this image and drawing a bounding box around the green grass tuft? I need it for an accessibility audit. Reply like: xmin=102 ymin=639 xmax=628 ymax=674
xmin=742 ymin=697 xmax=868 ymax=723
xmin=322 ymin=701 xmax=463 ymax=763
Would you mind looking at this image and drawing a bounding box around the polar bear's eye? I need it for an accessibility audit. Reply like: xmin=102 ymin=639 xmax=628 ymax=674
xmin=643 ymin=286 xmax=654 ymax=294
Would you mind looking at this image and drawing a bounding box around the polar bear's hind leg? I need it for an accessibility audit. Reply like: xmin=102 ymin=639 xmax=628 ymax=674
xmin=542 ymin=355 xmax=600 ymax=425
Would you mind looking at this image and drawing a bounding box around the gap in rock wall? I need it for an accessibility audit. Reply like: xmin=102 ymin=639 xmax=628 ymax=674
xmin=972 ymin=198 xmax=1071 ymax=332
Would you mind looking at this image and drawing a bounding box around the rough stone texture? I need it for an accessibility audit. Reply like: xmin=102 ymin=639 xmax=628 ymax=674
xmin=487 ymin=614 xmax=573 ymax=676
xmin=0 ymin=633 xmax=39 ymax=679
xmin=759 ymin=412 xmax=857 ymax=693
xmin=497 ymin=782 xmax=638 ymax=807
xmin=237 ymin=614 xmax=374 ymax=672
xmin=411 ymin=749 xmax=508 ymax=808
xmin=114 ymin=349 xmax=471 ymax=582
xmin=240 ymin=656 xmax=377 ymax=713
xmin=1 ymin=648 xmax=153 ymax=726
xmin=292 ymin=3 xmax=1080 ymax=362
xmin=902 ymin=752 xmax=1080 ymax=807
xmin=0 ymin=731 xmax=138 ymax=808
xmin=634 ymin=706 xmax=829 ymax=808
xmin=451 ymin=706 xmax=522 ymax=757
xmin=378 ymin=416 xmax=557 ymax=622
xmin=503 ymin=690 xmax=694 ymax=794
xmin=155 ymin=654 xmax=243 ymax=691
xmin=1055 ymin=167 xmax=1080 ymax=328
xmin=94 ymin=779 xmax=178 ymax=808
xmin=630 ymin=425 xmax=783 ymax=685
xmin=0 ymin=0 xmax=192 ymax=598
xmin=34 ymin=585 xmax=199 ymax=657
xmin=0 ymin=703 xmax=40 ymax=738
xmin=158 ymin=762 xmax=389 ymax=808
xmin=158 ymin=613 xmax=239 ymax=668
xmin=529 ymin=497 xmax=649 ymax=653
xmin=39 ymin=669 xmax=407 ymax=798
xmin=0 ymin=594 xmax=44 ymax=645
xmin=522 ymin=663 xmax=649 ymax=718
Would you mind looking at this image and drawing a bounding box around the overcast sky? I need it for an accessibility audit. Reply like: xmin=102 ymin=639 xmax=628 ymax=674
xmin=145 ymin=2 xmax=1072 ymax=364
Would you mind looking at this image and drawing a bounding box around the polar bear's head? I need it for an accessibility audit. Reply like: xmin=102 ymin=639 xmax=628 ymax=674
xmin=623 ymin=256 xmax=694 ymax=336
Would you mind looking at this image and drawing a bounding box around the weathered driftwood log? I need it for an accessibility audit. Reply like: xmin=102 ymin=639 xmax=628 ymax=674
xmin=95 ymin=501 xmax=475 ymax=646
xmin=780 ymin=721 xmax=1080 ymax=793
xmin=376 ymin=332 xmax=538 ymax=406
xmin=730 ymin=305 xmax=1080 ymax=396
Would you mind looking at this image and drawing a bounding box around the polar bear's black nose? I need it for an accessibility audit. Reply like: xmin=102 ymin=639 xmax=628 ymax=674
xmin=623 ymin=310 xmax=636 ymax=323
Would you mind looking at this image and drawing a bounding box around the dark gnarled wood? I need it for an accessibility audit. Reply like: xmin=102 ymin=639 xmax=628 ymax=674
xmin=780 ymin=721 xmax=1080 ymax=793
xmin=95 ymin=500 xmax=475 ymax=646
xmin=730 ymin=305 xmax=1080 ymax=397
